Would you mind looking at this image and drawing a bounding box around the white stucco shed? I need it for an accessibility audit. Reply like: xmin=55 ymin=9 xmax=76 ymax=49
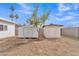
xmin=18 ymin=25 xmax=38 ymax=38
xmin=43 ymin=24 xmax=63 ymax=38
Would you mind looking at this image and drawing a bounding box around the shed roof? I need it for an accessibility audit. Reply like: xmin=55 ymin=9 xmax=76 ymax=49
xmin=43 ymin=24 xmax=63 ymax=27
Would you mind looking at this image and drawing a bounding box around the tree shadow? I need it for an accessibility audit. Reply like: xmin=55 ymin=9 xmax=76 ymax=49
xmin=0 ymin=38 xmax=38 ymax=52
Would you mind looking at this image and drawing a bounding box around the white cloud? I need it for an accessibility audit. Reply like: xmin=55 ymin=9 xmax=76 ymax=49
xmin=17 ymin=3 xmax=34 ymax=15
xmin=58 ymin=3 xmax=79 ymax=13
xmin=18 ymin=10 xmax=32 ymax=15
xmin=58 ymin=4 xmax=71 ymax=12
xmin=73 ymin=14 xmax=79 ymax=16
xmin=68 ymin=12 xmax=74 ymax=15
xmin=74 ymin=5 xmax=78 ymax=9
xmin=63 ymin=16 xmax=73 ymax=20
xmin=18 ymin=3 xmax=34 ymax=11
xmin=56 ymin=16 xmax=74 ymax=21
xmin=18 ymin=3 xmax=27 ymax=9
xmin=55 ymin=13 xmax=62 ymax=16
xmin=68 ymin=12 xmax=79 ymax=17
xmin=73 ymin=3 xmax=79 ymax=10
xmin=50 ymin=14 xmax=74 ymax=21
xmin=69 ymin=21 xmax=79 ymax=27
xmin=56 ymin=3 xmax=79 ymax=20
xmin=48 ymin=13 xmax=79 ymax=27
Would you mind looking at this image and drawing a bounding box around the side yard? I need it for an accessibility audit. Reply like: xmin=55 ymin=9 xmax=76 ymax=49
xmin=0 ymin=36 xmax=79 ymax=56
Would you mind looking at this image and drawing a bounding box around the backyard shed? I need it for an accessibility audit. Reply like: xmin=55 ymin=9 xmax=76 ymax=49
xmin=43 ymin=24 xmax=63 ymax=38
xmin=18 ymin=25 xmax=38 ymax=38
xmin=0 ymin=18 xmax=21 ymax=39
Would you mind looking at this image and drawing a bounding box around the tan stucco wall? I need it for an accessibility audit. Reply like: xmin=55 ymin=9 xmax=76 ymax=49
xmin=43 ymin=26 xmax=62 ymax=38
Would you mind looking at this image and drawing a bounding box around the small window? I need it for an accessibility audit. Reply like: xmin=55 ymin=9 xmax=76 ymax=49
xmin=0 ymin=25 xmax=7 ymax=31
xmin=0 ymin=25 xmax=3 ymax=31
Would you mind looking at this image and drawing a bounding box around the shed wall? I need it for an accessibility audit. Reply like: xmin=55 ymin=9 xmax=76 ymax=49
xmin=18 ymin=26 xmax=38 ymax=38
xmin=43 ymin=26 xmax=62 ymax=38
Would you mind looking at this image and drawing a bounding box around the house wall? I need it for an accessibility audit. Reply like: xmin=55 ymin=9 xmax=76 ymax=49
xmin=43 ymin=26 xmax=62 ymax=38
xmin=61 ymin=27 xmax=79 ymax=38
xmin=0 ymin=21 xmax=15 ymax=39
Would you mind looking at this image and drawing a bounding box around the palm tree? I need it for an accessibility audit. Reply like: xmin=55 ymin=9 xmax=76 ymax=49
xmin=26 ymin=6 xmax=51 ymax=40
xmin=9 ymin=13 xmax=14 ymax=21
xmin=38 ymin=9 xmax=51 ymax=40
xmin=9 ymin=6 xmax=15 ymax=21
xmin=9 ymin=6 xmax=19 ymax=23
xmin=15 ymin=14 xmax=19 ymax=23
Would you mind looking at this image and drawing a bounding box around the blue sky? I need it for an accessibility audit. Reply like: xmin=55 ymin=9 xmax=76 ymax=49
xmin=0 ymin=3 xmax=79 ymax=27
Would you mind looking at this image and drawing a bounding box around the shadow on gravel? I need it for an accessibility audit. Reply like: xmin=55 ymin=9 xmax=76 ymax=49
xmin=0 ymin=38 xmax=37 ymax=52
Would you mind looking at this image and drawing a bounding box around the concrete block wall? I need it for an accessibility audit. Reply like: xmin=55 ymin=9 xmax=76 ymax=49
xmin=61 ymin=27 xmax=79 ymax=38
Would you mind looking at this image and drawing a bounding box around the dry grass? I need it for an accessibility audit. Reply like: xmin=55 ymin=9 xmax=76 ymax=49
xmin=0 ymin=36 xmax=79 ymax=56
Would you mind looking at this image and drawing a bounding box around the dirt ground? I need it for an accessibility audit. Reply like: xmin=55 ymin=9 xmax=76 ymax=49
xmin=0 ymin=36 xmax=79 ymax=56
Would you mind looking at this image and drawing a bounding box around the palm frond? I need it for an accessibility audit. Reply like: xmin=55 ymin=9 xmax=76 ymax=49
xmin=15 ymin=14 xmax=19 ymax=19
xmin=40 ymin=9 xmax=51 ymax=24
xmin=10 ymin=6 xmax=15 ymax=11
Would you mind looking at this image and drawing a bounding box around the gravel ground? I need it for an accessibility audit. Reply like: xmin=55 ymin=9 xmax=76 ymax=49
xmin=0 ymin=36 xmax=79 ymax=56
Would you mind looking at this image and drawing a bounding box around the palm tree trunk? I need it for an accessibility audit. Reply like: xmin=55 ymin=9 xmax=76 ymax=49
xmin=38 ymin=28 xmax=43 ymax=40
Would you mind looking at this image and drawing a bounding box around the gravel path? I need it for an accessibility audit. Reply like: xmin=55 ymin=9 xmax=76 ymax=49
xmin=0 ymin=36 xmax=79 ymax=56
